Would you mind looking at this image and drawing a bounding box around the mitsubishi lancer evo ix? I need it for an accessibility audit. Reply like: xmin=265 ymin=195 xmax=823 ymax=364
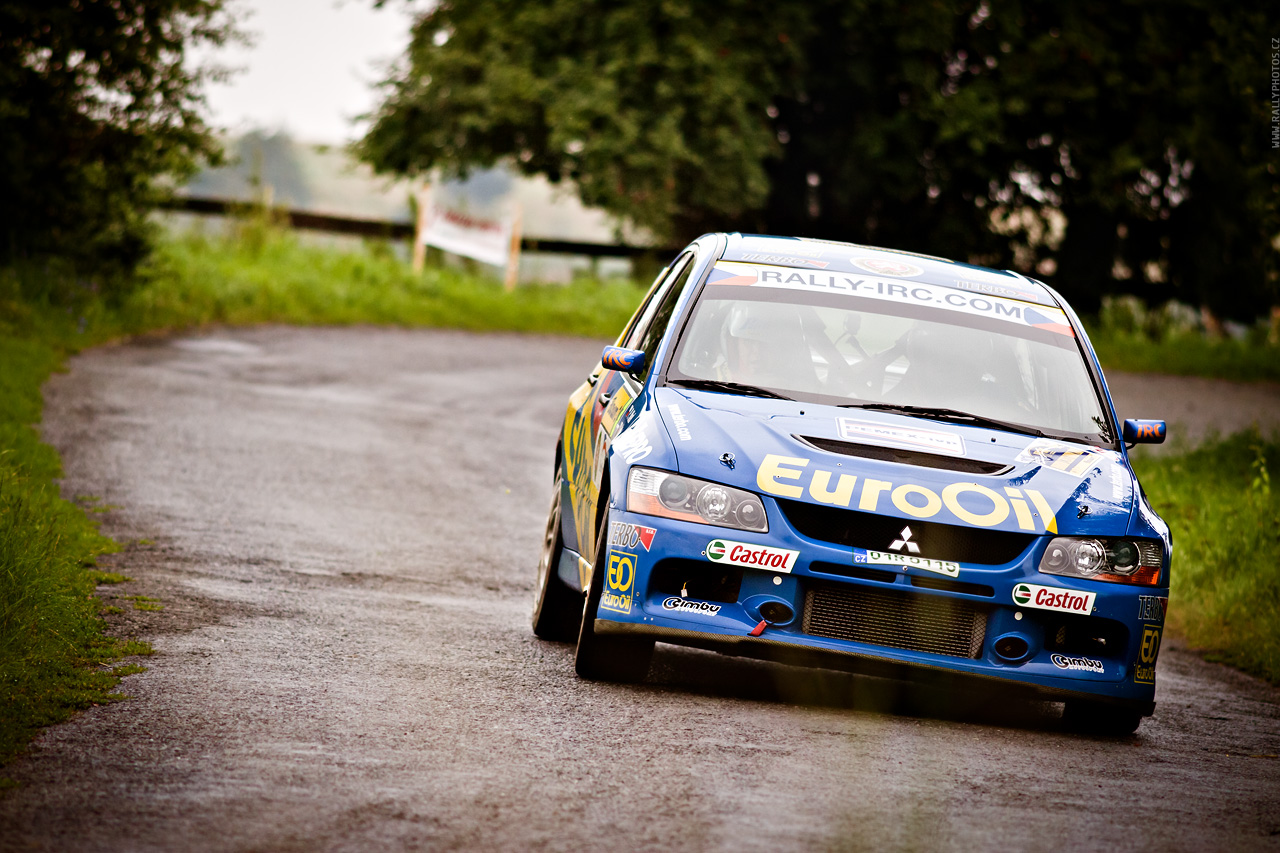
xmin=532 ymin=233 xmax=1170 ymax=735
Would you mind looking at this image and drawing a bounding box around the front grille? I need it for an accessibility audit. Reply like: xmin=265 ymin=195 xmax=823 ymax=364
xmin=777 ymin=499 xmax=1034 ymax=565
xmin=810 ymin=561 xmax=897 ymax=584
xmin=803 ymin=584 xmax=988 ymax=658
xmin=909 ymin=576 xmax=995 ymax=597
xmin=795 ymin=435 xmax=1012 ymax=475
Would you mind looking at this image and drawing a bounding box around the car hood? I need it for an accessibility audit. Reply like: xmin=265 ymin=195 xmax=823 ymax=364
xmin=655 ymin=387 xmax=1135 ymax=537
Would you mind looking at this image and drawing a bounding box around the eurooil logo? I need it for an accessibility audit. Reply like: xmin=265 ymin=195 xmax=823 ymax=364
xmin=607 ymin=552 xmax=635 ymax=592
xmin=706 ymin=540 xmax=727 ymax=561
xmin=1013 ymin=583 xmax=1032 ymax=605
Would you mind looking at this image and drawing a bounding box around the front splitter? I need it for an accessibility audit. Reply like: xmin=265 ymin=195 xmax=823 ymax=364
xmin=596 ymin=619 xmax=1156 ymax=716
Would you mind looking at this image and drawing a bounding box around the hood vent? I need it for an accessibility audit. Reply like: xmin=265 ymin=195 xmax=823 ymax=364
xmin=794 ymin=435 xmax=1012 ymax=475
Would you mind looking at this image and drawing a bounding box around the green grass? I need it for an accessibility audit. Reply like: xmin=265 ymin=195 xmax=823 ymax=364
xmin=1134 ymin=431 xmax=1280 ymax=684
xmin=84 ymin=570 xmax=131 ymax=585
xmin=120 ymin=595 xmax=164 ymax=612
xmin=1086 ymin=330 xmax=1280 ymax=383
xmin=0 ymin=338 xmax=154 ymax=768
xmin=123 ymin=221 xmax=647 ymax=339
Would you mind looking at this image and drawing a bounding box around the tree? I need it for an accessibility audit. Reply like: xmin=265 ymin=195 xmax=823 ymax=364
xmin=942 ymin=1 xmax=1277 ymax=317
xmin=362 ymin=0 xmax=1276 ymax=319
xmin=0 ymin=0 xmax=234 ymax=289
xmin=360 ymin=0 xmax=808 ymax=243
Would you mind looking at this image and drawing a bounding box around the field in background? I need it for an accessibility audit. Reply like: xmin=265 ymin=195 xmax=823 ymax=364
xmin=115 ymin=223 xmax=1280 ymax=384
xmin=1134 ymin=432 xmax=1280 ymax=684
xmin=1085 ymin=296 xmax=1280 ymax=382
xmin=1 ymin=224 xmax=1277 ymax=771
xmin=116 ymin=219 xmax=651 ymax=340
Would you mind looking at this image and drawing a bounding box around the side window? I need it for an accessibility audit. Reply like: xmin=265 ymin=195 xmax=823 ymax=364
xmin=624 ymin=253 xmax=692 ymax=351
xmin=615 ymin=263 xmax=671 ymax=347
xmin=636 ymin=255 xmax=696 ymax=380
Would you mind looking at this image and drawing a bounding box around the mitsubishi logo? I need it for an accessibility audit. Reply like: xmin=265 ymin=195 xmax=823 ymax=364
xmin=889 ymin=526 xmax=920 ymax=553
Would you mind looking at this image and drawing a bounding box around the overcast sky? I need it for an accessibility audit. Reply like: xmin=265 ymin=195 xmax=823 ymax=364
xmin=194 ymin=0 xmax=419 ymax=144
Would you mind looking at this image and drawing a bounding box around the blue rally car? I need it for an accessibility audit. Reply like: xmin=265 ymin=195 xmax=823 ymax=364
xmin=532 ymin=233 xmax=1170 ymax=735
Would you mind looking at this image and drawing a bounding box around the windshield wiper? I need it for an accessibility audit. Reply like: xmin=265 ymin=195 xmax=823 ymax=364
xmin=838 ymin=402 xmax=1050 ymax=438
xmin=668 ymin=378 xmax=793 ymax=400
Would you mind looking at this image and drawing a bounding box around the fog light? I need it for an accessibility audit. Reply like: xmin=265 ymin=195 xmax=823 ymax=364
xmin=993 ymin=635 xmax=1030 ymax=662
xmin=759 ymin=601 xmax=794 ymax=624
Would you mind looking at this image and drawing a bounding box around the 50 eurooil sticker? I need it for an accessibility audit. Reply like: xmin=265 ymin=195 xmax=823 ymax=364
xmin=1134 ymin=626 xmax=1162 ymax=684
xmin=600 ymin=551 xmax=636 ymax=615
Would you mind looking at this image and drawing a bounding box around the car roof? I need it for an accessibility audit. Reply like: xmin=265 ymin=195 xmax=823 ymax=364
xmin=718 ymin=233 xmax=1059 ymax=307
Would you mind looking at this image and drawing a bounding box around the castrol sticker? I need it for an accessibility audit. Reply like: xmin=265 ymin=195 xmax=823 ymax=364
xmin=705 ymin=539 xmax=798 ymax=573
xmin=1011 ymin=583 xmax=1096 ymax=615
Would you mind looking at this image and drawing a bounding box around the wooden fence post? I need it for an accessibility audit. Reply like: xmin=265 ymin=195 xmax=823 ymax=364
xmin=412 ymin=185 xmax=431 ymax=273
xmin=504 ymin=205 xmax=523 ymax=291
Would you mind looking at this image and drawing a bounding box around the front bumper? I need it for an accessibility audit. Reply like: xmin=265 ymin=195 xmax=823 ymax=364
xmin=595 ymin=504 xmax=1166 ymax=713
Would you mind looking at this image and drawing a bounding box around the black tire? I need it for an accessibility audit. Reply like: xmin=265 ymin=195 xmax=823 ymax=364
xmin=1062 ymin=699 xmax=1143 ymax=736
xmin=531 ymin=467 xmax=583 ymax=641
xmin=574 ymin=509 xmax=654 ymax=682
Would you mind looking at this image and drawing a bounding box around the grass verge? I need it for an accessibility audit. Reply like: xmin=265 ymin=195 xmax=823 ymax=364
xmin=0 ymin=333 xmax=155 ymax=769
xmin=1134 ymin=431 xmax=1280 ymax=685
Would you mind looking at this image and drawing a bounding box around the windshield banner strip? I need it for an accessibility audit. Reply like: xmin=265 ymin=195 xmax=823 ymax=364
xmin=707 ymin=262 xmax=1074 ymax=338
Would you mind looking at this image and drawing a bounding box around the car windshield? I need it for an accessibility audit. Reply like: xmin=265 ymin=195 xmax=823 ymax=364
xmin=666 ymin=262 xmax=1111 ymax=445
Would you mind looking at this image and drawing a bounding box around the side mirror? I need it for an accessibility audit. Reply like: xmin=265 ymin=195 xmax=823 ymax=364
xmin=602 ymin=345 xmax=646 ymax=375
xmin=1123 ymin=419 xmax=1167 ymax=445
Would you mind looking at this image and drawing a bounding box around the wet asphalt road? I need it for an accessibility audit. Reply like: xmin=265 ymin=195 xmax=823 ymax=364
xmin=2 ymin=326 xmax=1280 ymax=852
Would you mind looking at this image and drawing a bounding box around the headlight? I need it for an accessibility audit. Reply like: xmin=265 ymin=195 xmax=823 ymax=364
xmin=1038 ymin=537 xmax=1162 ymax=586
xmin=627 ymin=468 xmax=768 ymax=532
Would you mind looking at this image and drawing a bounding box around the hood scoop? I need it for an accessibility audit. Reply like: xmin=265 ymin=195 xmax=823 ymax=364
xmin=793 ymin=435 xmax=1012 ymax=476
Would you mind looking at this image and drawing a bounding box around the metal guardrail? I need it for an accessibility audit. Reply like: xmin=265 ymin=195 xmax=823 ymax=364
xmin=162 ymin=195 xmax=675 ymax=259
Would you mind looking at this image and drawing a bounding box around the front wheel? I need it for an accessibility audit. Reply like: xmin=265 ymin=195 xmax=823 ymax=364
xmin=531 ymin=467 xmax=583 ymax=641
xmin=574 ymin=509 xmax=654 ymax=682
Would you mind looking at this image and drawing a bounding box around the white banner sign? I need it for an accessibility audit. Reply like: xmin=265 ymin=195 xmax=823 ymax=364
xmin=420 ymin=195 xmax=516 ymax=268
